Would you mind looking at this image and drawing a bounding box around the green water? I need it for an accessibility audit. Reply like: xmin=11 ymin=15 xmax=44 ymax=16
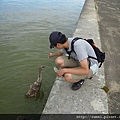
xmin=0 ymin=0 xmax=85 ymax=114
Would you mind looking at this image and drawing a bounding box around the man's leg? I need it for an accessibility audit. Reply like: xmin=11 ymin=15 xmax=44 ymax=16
xmin=63 ymin=69 xmax=93 ymax=83
xmin=55 ymin=55 xmax=94 ymax=90
xmin=55 ymin=55 xmax=93 ymax=81
xmin=55 ymin=55 xmax=79 ymax=68
xmin=64 ymin=70 xmax=93 ymax=90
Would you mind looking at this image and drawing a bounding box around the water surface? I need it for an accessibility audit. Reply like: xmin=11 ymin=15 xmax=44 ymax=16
xmin=0 ymin=0 xmax=85 ymax=114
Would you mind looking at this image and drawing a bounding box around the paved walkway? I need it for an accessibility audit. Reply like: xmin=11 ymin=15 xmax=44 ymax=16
xmin=42 ymin=0 xmax=108 ymax=115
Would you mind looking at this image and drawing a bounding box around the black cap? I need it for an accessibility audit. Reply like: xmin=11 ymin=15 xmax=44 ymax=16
xmin=49 ymin=31 xmax=66 ymax=49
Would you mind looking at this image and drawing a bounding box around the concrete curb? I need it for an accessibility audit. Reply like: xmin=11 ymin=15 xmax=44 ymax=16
xmin=42 ymin=0 xmax=108 ymax=114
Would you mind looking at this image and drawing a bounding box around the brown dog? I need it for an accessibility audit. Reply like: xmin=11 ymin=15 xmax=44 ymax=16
xmin=25 ymin=66 xmax=45 ymax=97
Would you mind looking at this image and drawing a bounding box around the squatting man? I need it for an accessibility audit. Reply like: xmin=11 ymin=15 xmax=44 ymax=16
xmin=48 ymin=31 xmax=98 ymax=90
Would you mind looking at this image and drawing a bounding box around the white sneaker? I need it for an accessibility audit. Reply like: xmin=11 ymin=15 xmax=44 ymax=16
xmin=53 ymin=66 xmax=58 ymax=72
xmin=54 ymin=67 xmax=65 ymax=81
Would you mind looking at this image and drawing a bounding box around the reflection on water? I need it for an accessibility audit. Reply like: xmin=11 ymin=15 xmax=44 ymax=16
xmin=0 ymin=0 xmax=85 ymax=114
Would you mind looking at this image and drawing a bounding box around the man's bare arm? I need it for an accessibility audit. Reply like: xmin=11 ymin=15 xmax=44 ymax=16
xmin=48 ymin=51 xmax=63 ymax=58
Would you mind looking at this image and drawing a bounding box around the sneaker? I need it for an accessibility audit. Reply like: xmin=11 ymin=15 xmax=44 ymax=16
xmin=71 ymin=79 xmax=85 ymax=90
xmin=53 ymin=66 xmax=58 ymax=72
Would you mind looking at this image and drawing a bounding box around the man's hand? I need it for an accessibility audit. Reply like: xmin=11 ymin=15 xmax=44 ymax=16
xmin=48 ymin=53 xmax=53 ymax=58
xmin=48 ymin=51 xmax=63 ymax=58
xmin=56 ymin=69 xmax=66 ymax=77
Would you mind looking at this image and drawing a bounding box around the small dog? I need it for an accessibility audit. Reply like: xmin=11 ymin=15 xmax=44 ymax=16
xmin=25 ymin=65 xmax=45 ymax=97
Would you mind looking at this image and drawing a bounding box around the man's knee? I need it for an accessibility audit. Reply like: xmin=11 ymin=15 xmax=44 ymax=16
xmin=64 ymin=73 xmax=72 ymax=82
xmin=55 ymin=56 xmax=64 ymax=67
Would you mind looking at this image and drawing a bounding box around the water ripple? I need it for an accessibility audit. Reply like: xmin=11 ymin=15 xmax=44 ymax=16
xmin=0 ymin=0 xmax=85 ymax=114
